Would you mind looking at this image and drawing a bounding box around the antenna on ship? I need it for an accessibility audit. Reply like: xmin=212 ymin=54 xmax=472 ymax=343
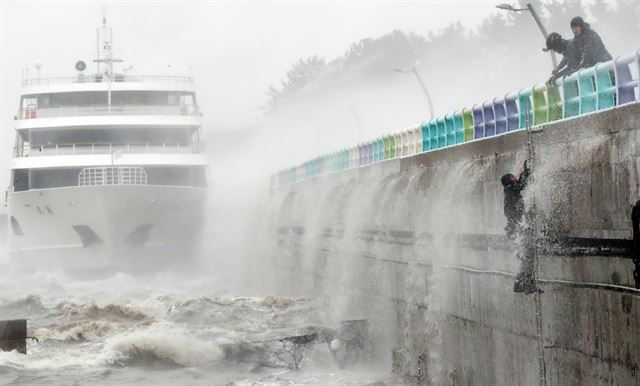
xmin=93 ymin=9 xmax=123 ymax=111
xmin=95 ymin=8 xmax=122 ymax=76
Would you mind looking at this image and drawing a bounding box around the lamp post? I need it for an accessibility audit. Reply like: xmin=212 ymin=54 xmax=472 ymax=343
xmin=496 ymin=3 xmax=558 ymax=69
xmin=389 ymin=67 xmax=435 ymax=120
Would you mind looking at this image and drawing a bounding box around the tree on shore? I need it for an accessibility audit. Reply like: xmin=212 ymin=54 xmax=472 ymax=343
xmin=264 ymin=0 xmax=639 ymax=123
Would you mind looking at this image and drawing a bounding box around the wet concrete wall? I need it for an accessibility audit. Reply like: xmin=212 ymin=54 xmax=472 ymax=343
xmin=268 ymin=103 xmax=640 ymax=385
xmin=0 ymin=214 xmax=7 ymax=257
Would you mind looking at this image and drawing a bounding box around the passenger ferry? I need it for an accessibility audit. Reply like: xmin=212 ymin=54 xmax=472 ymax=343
xmin=5 ymin=17 xmax=208 ymax=272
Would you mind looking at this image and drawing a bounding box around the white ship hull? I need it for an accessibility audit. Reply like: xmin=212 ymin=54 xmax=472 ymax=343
xmin=7 ymin=185 xmax=206 ymax=274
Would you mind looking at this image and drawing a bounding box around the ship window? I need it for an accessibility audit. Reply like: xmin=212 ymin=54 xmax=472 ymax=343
xmin=146 ymin=167 xmax=192 ymax=186
xmin=39 ymin=94 xmax=50 ymax=108
xmin=44 ymin=92 xmax=107 ymax=107
xmin=29 ymin=91 xmax=196 ymax=108
xmin=29 ymin=128 xmax=193 ymax=146
xmin=11 ymin=166 xmax=206 ymax=191
xmin=12 ymin=170 xmax=28 ymax=192
xmin=193 ymin=166 xmax=207 ymax=187
xmin=29 ymin=168 xmax=81 ymax=190
xmin=144 ymin=166 xmax=207 ymax=187
xmin=110 ymin=91 xmax=195 ymax=106
xmin=21 ymin=96 xmax=37 ymax=109
xmin=180 ymin=94 xmax=194 ymax=106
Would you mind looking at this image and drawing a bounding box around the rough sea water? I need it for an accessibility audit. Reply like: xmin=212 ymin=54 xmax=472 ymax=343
xmin=0 ymin=264 xmax=389 ymax=385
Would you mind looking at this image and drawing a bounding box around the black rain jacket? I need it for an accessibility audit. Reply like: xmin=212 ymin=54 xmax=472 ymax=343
xmin=574 ymin=27 xmax=612 ymax=68
xmin=504 ymin=167 xmax=530 ymax=229
xmin=632 ymin=202 xmax=640 ymax=244
xmin=550 ymin=39 xmax=581 ymax=82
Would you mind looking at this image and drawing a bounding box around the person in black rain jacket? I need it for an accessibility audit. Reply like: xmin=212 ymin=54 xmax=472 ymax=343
xmin=632 ymin=200 xmax=640 ymax=288
xmin=633 ymin=200 xmax=640 ymax=245
xmin=501 ymin=160 xmax=530 ymax=238
xmin=570 ymin=16 xmax=612 ymax=68
xmin=545 ymin=32 xmax=580 ymax=84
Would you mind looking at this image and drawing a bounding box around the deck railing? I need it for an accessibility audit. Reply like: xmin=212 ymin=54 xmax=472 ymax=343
xmin=22 ymin=74 xmax=193 ymax=87
xmin=275 ymin=49 xmax=640 ymax=187
xmin=18 ymin=104 xmax=199 ymax=119
xmin=14 ymin=142 xmax=203 ymax=158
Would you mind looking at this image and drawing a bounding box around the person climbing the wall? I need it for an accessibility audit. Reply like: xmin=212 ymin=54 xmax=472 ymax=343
xmin=545 ymin=32 xmax=580 ymax=84
xmin=632 ymin=200 xmax=640 ymax=289
xmin=632 ymin=200 xmax=640 ymax=245
xmin=570 ymin=16 xmax=612 ymax=69
xmin=513 ymin=224 xmax=540 ymax=294
xmin=501 ymin=160 xmax=530 ymax=239
xmin=502 ymin=160 xmax=539 ymax=294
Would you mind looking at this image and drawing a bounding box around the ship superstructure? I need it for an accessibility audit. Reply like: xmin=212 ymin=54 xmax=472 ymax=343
xmin=6 ymin=17 xmax=208 ymax=271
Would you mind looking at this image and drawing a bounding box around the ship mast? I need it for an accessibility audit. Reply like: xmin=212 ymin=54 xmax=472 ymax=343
xmin=94 ymin=10 xmax=123 ymax=111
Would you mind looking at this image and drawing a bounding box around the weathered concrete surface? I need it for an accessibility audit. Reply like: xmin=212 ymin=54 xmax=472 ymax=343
xmin=268 ymin=103 xmax=640 ymax=385
xmin=0 ymin=214 xmax=7 ymax=250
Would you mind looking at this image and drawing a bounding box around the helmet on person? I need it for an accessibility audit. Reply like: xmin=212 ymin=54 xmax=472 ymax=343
xmin=546 ymin=32 xmax=565 ymax=52
xmin=501 ymin=173 xmax=515 ymax=187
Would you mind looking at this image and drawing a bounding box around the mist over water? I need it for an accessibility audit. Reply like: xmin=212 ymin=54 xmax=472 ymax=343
xmin=0 ymin=261 xmax=391 ymax=385
xmin=2 ymin=1 xmax=639 ymax=384
xmin=0 ymin=125 xmax=393 ymax=384
xmin=0 ymin=240 xmax=388 ymax=385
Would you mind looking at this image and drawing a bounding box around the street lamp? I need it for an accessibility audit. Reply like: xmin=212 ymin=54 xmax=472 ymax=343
xmin=496 ymin=3 xmax=558 ymax=69
xmin=389 ymin=67 xmax=435 ymax=120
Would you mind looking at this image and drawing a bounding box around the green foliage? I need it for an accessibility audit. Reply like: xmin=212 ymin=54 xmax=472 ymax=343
xmin=265 ymin=56 xmax=327 ymax=112
xmin=265 ymin=31 xmax=425 ymax=114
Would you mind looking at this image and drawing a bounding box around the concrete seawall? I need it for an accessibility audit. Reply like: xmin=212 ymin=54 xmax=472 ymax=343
xmin=0 ymin=214 xmax=7 ymax=258
xmin=268 ymin=103 xmax=640 ymax=385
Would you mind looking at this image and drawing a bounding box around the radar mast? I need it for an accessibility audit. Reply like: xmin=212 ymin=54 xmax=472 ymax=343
xmin=94 ymin=10 xmax=123 ymax=76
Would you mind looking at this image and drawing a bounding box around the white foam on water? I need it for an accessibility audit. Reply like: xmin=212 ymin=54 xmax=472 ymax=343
xmin=0 ymin=267 xmax=386 ymax=384
xmin=99 ymin=324 xmax=223 ymax=367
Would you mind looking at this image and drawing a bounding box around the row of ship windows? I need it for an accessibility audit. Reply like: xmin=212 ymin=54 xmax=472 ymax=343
xmin=21 ymin=91 xmax=196 ymax=109
xmin=17 ymin=127 xmax=199 ymax=147
xmin=11 ymin=166 xmax=208 ymax=191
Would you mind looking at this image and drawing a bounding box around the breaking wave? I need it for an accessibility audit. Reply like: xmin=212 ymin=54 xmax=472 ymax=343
xmin=36 ymin=320 xmax=127 ymax=342
xmin=54 ymin=302 xmax=152 ymax=322
xmin=100 ymin=326 xmax=222 ymax=368
xmin=0 ymin=275 xmax=376 ymax=385
xmin=0 ymin=295 xmax=49 ymax=318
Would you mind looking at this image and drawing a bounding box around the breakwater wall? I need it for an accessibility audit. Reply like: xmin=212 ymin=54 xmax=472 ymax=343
xmin=268 ymin=103 xmax=640 ymax=385
xmin=0 ymin=214 xmax=7 ymax=258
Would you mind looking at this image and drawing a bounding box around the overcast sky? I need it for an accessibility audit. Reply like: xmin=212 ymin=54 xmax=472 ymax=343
xmin=0 ymin=0 xmax=506 ymax=203
xmin=1 ymin=1 xmax=501 ymax=124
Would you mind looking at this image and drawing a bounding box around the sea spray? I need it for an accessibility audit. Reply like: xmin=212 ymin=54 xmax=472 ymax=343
xmin=413 ymin=158 xmax=493 ymax=384
xmin=99 ymin=324 xmax=223 ymax=368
